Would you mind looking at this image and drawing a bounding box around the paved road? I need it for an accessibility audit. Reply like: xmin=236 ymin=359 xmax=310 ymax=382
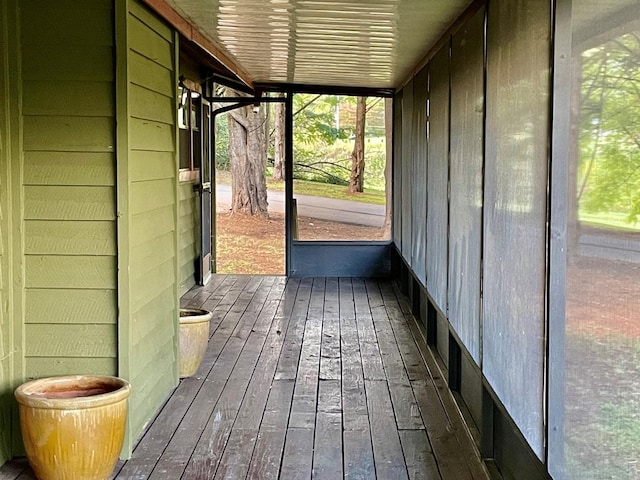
xmin=215 ymin=184 xmax=385 ymax=227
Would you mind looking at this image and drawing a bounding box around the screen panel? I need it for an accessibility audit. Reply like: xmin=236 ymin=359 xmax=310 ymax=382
xmin=411 ymin=66 xmax=428 ymax=285
xmin=554 ymin=1 xmax=640 ymax=478
xmin=448 ymin=7 xmax=485 ymax=364
xmin=483 ymin=0 xmax=551 ymax=459
xmin=393 ymin=91 xmax=403 ymax=249
xmin=426 ymin=46 xmax=450 ymax=313
xmin=401 ymin=80 xmax=414 ymax=263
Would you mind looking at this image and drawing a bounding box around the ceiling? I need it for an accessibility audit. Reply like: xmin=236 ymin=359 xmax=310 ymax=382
xmin=163 ymin=0 xmax=472 ymax=90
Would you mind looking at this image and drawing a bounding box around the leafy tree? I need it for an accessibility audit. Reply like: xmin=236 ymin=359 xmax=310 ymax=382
xmin=578 ymin=33 xmax=640 ymax=226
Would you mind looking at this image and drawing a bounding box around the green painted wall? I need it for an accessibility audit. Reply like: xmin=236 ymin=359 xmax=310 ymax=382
xmin=118 ymin=0 xmax=179 ymax=453
xmin=20 ymin=0 xmax=118 ymax=378
xmin=178 ymin=182 xmax=198 ymax=295
xmin=0 ymin=1 xmax=12 ymax=465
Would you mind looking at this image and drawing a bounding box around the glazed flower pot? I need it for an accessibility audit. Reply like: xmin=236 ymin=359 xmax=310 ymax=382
xmin=179 ymin=308 xmax=212 ymax=377
xmin=14 ymin=375 xmax=130 ymax=480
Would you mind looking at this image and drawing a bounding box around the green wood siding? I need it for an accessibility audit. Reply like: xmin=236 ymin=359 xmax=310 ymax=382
xmin=120 ymin=0 xmax=179 ymax=451
xmin=20 ymin=1 xmax=117 ymax=378
xmin=178 ymin=182 xmax=198 ymax=295
xmin=0 ymin=1 xmax=11 ymax=464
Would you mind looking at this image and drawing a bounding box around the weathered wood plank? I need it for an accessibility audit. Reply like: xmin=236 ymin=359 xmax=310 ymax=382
xmin=148 ymin=278 xmax=271 ymax=478
xmin=280 ymin=427 xmax=315 ymax=480
xmin=344 ymin=430 xmax=376 ymax=479
xmin=368 ymin=281 xmax=424 ymax=431
xmin=412 ymin=379 xmax=475 ymax=480
xmin=320 ymin=277 xmax=341 ymax=381
xmin=246 ymin=379 xmax=295 ymax=480
xmin=366 ymin=379 xmax=409 ymax=479
xmin=399 ymin=429 xmax=441 ymax=480
xmin=408 ymin=314 xmax=488 ymax=480
xmin=274 ymin=277 xmax=313 ymax=380
xmin=115 ymin=278 xmax=252 ymax=479
xmin=313 ymin=412 xmax=343 ymax=479
xmin=287 ymin=278 xmax=323 ymax=429
xmin=182 ymin=279 xmax=284 ymax=478
xmin=314 ymin=379 xmax=343 ymax=478
xmin=352 ymin=278 xmax=386 ymax=381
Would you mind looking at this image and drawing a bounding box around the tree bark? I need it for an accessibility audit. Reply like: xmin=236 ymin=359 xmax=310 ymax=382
xmin=349 ymin=96 xmax=366 ymax=193
xmin=227 ymin=89 xmax=269 ymax=217
xmin=273 ymin=94 xmax=286 ymax=181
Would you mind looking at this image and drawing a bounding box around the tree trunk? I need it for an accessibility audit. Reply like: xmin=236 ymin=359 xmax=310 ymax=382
xmin=227 ymin=90 xmax=269 ymax=217
xmin=273 ymin=94 xmax=286 ymax=181
xmin=349 ymin=96 xmax=366 ymax=193
xmin=383 ymin=98 xmax=393 ymax=238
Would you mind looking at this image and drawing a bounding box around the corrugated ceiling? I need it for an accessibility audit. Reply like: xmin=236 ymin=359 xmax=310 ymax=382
xmin=164 ymin=0 xmax=472 ymax=89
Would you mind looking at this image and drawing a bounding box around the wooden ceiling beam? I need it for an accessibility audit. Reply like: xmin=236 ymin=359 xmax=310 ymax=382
xmin=140 ymin=0 xmax=254 ymax=90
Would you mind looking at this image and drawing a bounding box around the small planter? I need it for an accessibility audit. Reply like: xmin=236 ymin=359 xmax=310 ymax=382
xmin=14 ymin=375 xmax=130 ymax=480
xmin=179 ymin=308 xmax=212 ymax=378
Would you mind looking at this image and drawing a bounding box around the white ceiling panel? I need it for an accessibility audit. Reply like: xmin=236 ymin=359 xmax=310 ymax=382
xmin=165 ymin=0 xmax=472 ymax=88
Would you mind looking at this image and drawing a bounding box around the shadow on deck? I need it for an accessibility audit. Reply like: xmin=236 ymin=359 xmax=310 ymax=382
xmin=2 ymin=275 xmax=489 ymax=480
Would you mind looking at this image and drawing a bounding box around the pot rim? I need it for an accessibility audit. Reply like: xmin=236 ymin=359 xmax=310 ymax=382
xmin=14 ymin=375 xmax=131 ymax=410
xmin=179 ymin=308 xmax=213 ymax=325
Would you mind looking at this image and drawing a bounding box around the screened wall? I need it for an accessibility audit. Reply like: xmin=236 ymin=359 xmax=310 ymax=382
xmin=550 ymin=1 xmax=640 ymax=478
xmin=392 ymin=0 xmax=554 ymax=475
xmin=394 ymin=0 xmax=640 ymax=478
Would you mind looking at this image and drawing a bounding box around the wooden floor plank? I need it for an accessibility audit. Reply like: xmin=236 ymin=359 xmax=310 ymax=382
xmin=399 ymin=429 xmax=442 ymax=480
xmin=365 ymin=379 xmax=410 ymax=480
xmin=147 ymin=277 xmax=272 ymax=479
xmin=4 ymin=275 xmax=491 ymax=480
xmin=246 ymin=379 xmax=295 ymax=480
xmin=115 ymin=276 xmax=257 ymax=479
xmin=368 ymin=281 xmax=424 ymax=431
xmin=312 ymin=412 xmax=343 ymax=479
xmin=274 ymin=277 xmax=313 ymax=381
xmin=182 ymin=278 xmax=286 ymax=478
xmin=352 ymin=278 xmax=386 ymax=381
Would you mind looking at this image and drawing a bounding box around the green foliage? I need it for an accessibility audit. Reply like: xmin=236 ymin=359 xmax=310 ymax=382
xmin=215 ymin=93 xmax=388 ymax=194
xmin=214 ymin=115 xmax=230 ymax=170
xmin=292 ymin=94 xmax=387 ymax=189
xmin=578 ymin=33 xmax=640 ymax=227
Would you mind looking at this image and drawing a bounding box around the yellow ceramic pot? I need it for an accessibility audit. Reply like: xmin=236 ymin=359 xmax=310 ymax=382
xmin=14 ymin=375 xmax=130 ymax=480
xmin=179 ymin=308 xmax=212 ymax=377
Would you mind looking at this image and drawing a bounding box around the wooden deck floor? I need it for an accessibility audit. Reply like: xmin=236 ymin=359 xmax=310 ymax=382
xmin=3 ymin=276 xmax=489 ymax=480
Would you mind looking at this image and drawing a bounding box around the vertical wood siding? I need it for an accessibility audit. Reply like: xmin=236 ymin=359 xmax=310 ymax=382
xmin=20 ymin=0 xmax=118 ymax=378
xmin=126 ymin=0 xmax=178 ymax=442
xmin=178 ymin=182 xmax=197 ymax=295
